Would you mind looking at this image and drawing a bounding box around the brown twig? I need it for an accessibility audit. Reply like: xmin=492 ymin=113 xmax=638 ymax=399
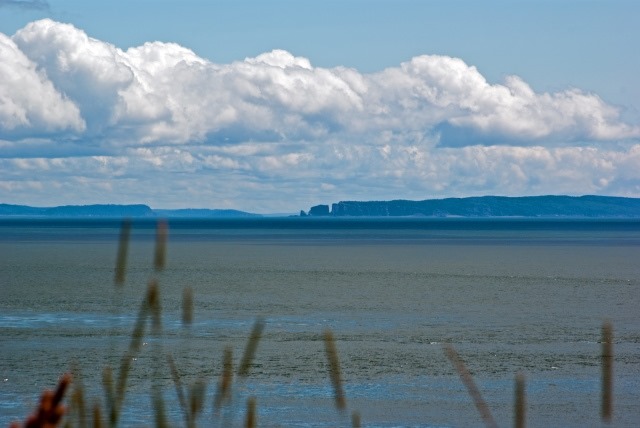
xmin=11 ymin=373 xmax=72 ymax=428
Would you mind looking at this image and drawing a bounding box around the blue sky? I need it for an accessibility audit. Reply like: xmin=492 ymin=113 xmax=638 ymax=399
xmin=1 ymin=0 xmax=639 ymax=212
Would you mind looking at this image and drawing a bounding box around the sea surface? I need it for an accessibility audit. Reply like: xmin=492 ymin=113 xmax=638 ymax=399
xmin=1 ymin=218 xmax=639 ymax=427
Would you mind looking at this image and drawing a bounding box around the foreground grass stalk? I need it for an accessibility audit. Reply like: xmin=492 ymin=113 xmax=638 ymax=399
xmin=154 ymin=219 xmax=168 ymax=271
xmin=69 ymin=364 xmax=87 ymax=428
xmin=147 ymin=279 xmax=162 ymax=334
xmin=101 ymin=366 xmax=115 ymax=426
xmin=443 ymin=343 xmax=497 ymax=428
xmin=106 ymin=281 xmax=157 ymax=426
xmin=188 ymin=380 xmax=206 ymax=428
xmin=167 ymin=354 xmax=188 ymax=424
xmin=245 ymin=397 xmax=257 ymax=428
xmin=514 ymin=372 xmax=526 ymax=428
xmin=149 ymin=280 xmax=167 ymax=428
xmin=323 ymin=329 xmax=346 ymax=411
xmin=152 ymin=389 xmax=169 ymax=428
xmin=351 ymin=411 xmax=361 ymax=427
xmin=214 ymin=347 xmax=234 ymax=412
xmin=69 ymin=387 xmax=87 ymax=428
xmin=182 ymin=286 xmax=194 ymax=327
xmin=114 ymin=219 xmax=131 ymax=285
xmin=238 ymin=318 xmax=265 ymax=377
xmin=601 ymin=320 xmax=613 ymax=423
xmin=92 ymin=402 xmax=103 ymax=428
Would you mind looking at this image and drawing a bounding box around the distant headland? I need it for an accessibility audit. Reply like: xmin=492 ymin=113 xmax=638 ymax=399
xmin=301 ymin=196 xmax=640 ymax=218
xmin=0 ymin=204 xmax=259 ymax=218
xmin=2 ymin=196 xmax=640 ymax=218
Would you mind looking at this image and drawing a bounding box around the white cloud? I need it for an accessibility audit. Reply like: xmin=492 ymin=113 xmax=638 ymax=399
xmin=12 ymin=19 xmax=132 ymax=135
xmin=0 ymin=32 xmax=84 ymax=133
xmin=1 ymin=19 xmax=639 ymax=211
xmin=6 ymin=19 xmax=638 ymax=147
xmin=2 ymin=141 xmax=638 ymax=212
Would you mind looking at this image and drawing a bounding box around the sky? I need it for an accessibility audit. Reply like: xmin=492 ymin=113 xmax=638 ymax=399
xmin=1 ymin=0 xmax=639 ymax=213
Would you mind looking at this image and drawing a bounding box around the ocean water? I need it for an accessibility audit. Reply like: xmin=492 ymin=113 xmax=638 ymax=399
xmin=1 ymin=218 xmax=639 ymax=427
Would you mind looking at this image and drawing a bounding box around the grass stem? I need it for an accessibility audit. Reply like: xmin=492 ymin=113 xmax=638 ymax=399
xmin=323 ymin=329 xmax=346 ymax=411
xmin=443 ymin=343 xmax=497 ymax=428
xmin=114 ymin=219 xmax=131 ymax=285
xmin=601 ymin=320 xmax=613 ymax=423
xmin=514 ymin=372 xmax=526 ymax=428
xmin=238 ymin=318 xmax=265 ymax=377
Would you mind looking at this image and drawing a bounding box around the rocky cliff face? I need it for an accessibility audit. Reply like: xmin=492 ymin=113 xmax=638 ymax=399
xmin=311 ymin=196 xmax=640 ymax=217
xmin=308 ymin=204 xmax=331 ymax=216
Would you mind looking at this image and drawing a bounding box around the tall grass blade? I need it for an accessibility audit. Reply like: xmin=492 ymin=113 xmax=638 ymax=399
xmin=149 ymin=280 xmax=166 ymax=428
xmin=70 ymin=387 xmax=87 ymax=428
xmin=238 ymin=318 xmax=265 ymax=377
xmin=114 ymin=219 xmax=131 ymax=285
xmin=101 ymin=366 xmax=115 ymax=426
xmin=214 ymin=347 xmax=234 ymax=412
xmin=514 ymin=372 xmax=526 ymax=428
xmin=70 ymin=364 xmax=87 ymax=428
xmin=111 ymin=281 xmax=157 ymax=425
xmin=443 ymin=343 xmax=497 ymax=428
xmin=601 ymin=320 xmax=613 ymax=423
xmin=147 ymin=279 xmax=162 ymax=334
xmin=152 ymin=389 xmax=169 ymax=428
xmin=154 ymin=219 xmax=168 ymax=271
xmin=351 ymin=410 xmax=361 ymax=427
xmin=167 ymin=354 xmax=188 ymax=423
xmin=92 ymin=402 xmax=103 ymax=428
xmin=323 ymin=329 xmax=346 ymax=411
xmin=245 ymin=396 xmax=257 ymax=428
xmin=182 ymin=286 xmax=194 ymax=327
xmin=188 ymin=379 xmax=206 ymax=428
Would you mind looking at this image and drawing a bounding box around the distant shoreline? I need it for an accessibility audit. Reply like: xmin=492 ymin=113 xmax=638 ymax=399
xmin=2 ymin=195 xmax=640 ymax=218
xmin=303 ymin=195 xmax=640 ymax=218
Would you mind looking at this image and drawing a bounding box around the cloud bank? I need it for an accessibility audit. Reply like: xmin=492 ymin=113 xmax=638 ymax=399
xmin=1 ymin=19 xmax=639 ymax=211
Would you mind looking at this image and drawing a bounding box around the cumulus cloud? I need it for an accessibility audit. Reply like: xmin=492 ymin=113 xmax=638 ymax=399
xmin=0 ymin=32 xmax=84 ymax=134
xmin=12 ymin=20 xmax=133 ymax=136
xmin=4 ymin=19 xmax=638 ymax=148
xmin=1 ymin=19 xmax=639 ymax=211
